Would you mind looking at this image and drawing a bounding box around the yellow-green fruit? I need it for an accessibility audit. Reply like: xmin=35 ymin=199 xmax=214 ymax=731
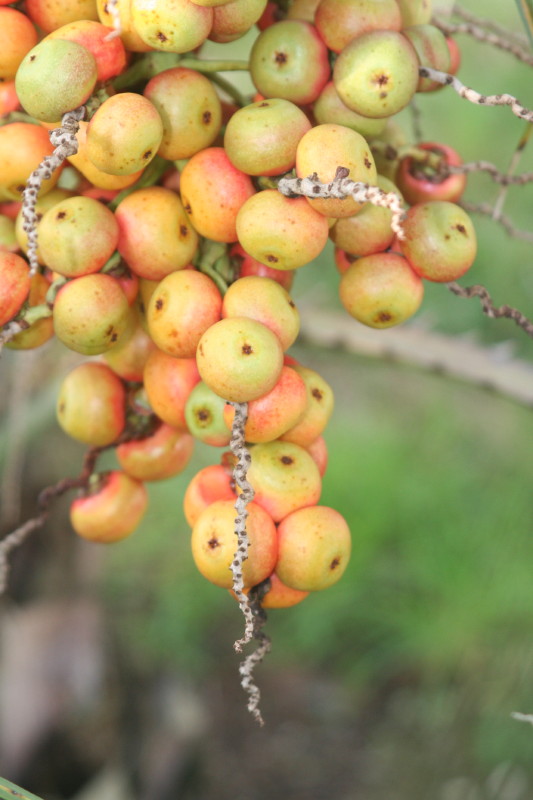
xmin=131 ymin=0 xmax=213 ymax=53
xmin=196 ymin=317 xmax=284 ymax=402
xmin=15 ymin=188 xmax=73 ymax=263
xmin=15 ymin=39 xmax=97 ymax=122
xmin=57 ymin=362 xmax=126 ymax=446
xmin=330 ymin=175 xmax=401 ymax=256
xmin=86 ymin=93 xmax=163 ymax=176
xmin=222 ymin=276 xmax=300 ymax=351
xmin=280 ymin=365 xmax=334 ymax=447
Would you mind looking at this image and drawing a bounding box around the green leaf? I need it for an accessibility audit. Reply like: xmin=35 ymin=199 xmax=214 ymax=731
xmin=516 ymin=0 xmax=533 ymax=46
xmin=0 ymin=777 xmax=46 ymax=800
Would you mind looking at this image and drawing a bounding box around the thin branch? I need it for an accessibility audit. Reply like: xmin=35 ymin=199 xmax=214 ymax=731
xmin=296 ymin=305 xmax=533 ymax=407
xmin=417 ymin=66 xmax=533 ymax=123
xmin=238 ymin=580 xmax=272 ymax=729
xmin=492 ymin=123 xmax=533 ymax=219
xmin=22 ymin=107 xmax=85 ymax=277
xmin=461 ymin=201 xmax=533 ymax=244
xmin=278 ymin=167 xmax=406 ymax=238
xmin=448 ymin=160 xmax=533 ymax=185
xmin=451 ymin=4 xmax=528 ymax=47
xmin=511 ymin=711 xmax=533 ymax=725
xmin=448 ymin=282 xmax=533 ymax=338
xmin=434 ymin=18 xmax=533 ymax=66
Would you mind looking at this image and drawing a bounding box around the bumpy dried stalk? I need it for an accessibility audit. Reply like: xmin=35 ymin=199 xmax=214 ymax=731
xmin=451 ymin=5 xmax=528 ymax=46
xmin=103 ymin=0 xmax=122 ymax=39
xmin=435 ymin=18 xmax=533 ymax=66
xmin=22 ymin=107 xmax=85 ymax=277
xmin=277 ymin=167 xmax=406 ymax=238
xmin=448 ymin=160 xmax=533 ymax=185
xmin=228 ymin=402 xmax=256 ymax=651
xmin=448 ymin=282 xmax=533 ymax=338
xmin=418 ymin=66 xmax=533 ymax=123
xmin=461 ymin=201 xmax=533 ymax=244
xmin=0 ymin=514 xmax=48 ymax=596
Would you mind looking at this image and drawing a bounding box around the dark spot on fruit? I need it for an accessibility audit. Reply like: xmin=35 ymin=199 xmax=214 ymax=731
xmin=364 ymin=157 xmax=371 ymax=169
xmin=379 ymin=92 xmax=388 ymax=99
xmin=455 ymin=224 xmax=467 ymax=235
xmin=184 ymin=203 xmax=192 ymax=214
xmin=377 ymin=311 xmax=392 ymax=323
xmin=16 ymin=185 xmax=25 ymax=193
xmin=266 ymin=254 xmax=278 ymax=263
xmin=36 ymin=212 xmax=43 ymax=222
xmin=207 ymin=537 xmax=219 ymax=549
xmin=56 ymin=211 xmax=66 ymax=220
xmin=242 ymin=344 xmax=253 ymax=355
xmin=103 ymin=2 xmax=108 ymax=11
xmin=155 ymin=298 xmax=163 ymax=310
xmin=445 ymin=234 xmax=450 ymax=240
xmin=274 ymin=51 xmax=288 ymax=64
xmin=289 ymin=300 xmax=295 ymax=308
xmin=30 ymin=55 xmax=36 ymax=62
xmin=197 ymin=408 xmax=210 ymax=422
xmin=280 ymin=455 xmax=294 ymax=465
xmin=139 ymin=301 xmax=145 ymax=314
xmin=330 ymin=557 xmax=340 ymax=570
xmin=111 ymin=332 xmax=118 ymax=342
xmin=311 ymin=387 xmax=323 ymax=401
xmin=180 ymin=224 xmax=188 ymax=237
xmin=199 ymin=343 xmax=204 ymax=356
xmin=58 ymin=402 xmax=65 ymax=413
xmin=374 ymin=74 xmax=389 ymax=87
xmin=202 ymin=110 xmax=211 ymax=124
xmin=259 ymin=101 xmax=269 ymax=107
xmin=157 ymin=31 xmax=168 ymax=42
xmin=106 ymin=325 xmax=115 ymax=337
xmin=143 ymin=150 xmax=152 ymax=159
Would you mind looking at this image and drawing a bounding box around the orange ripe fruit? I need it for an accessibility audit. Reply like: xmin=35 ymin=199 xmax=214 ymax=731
xmin=116 ymin=423 xmax=194 ymax=482
xmin=222 ymin=276 xmax=299 ymax=351
xmin=0 ymin=251 xmax=30 ymax=326
xmin=183 ymin=464 xmax=236 ymax=527
xmin=6 ymin=273 xmax=54 ymax=350
xmin=46 ymin=20 xmax=127 ymax=82
xmin=143 ymin=349 xmax=200 ymax=429
xmin=70 ymin=471 xmax=148 ymax=544
xmin=0 ymin=124 xmax=62 ymax=203
xmin=280 ymin=364 xmax=334 ymax=447
xmin=0 ymin=8 xmax=38 ymax=81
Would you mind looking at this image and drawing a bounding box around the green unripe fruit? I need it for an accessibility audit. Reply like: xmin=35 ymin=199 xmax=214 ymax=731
xmin=403 ymin=24 xmax=450 ymax=92
xmin=87 ymin=93 xmax=163 ymax=176
xmin=333 ymin=30 xmax=419 ymax=118
xmin=184 ymin=381 xmax=231 ymax=447
xmin=53 ymin=273 xmax=130 ymax=354
xmin=339 ymin=252 xmax=424 ymax=327
xmin=16 ymin=39 xmax=97 ymax=122
xmin=196 ymin=317 xmax=284 ymax=403
xmin=313 ymin=82 xmax=387 ymax=139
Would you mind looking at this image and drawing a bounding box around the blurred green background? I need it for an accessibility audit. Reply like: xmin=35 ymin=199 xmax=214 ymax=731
xmin=2 ymin=2 xmax=533 ymax=798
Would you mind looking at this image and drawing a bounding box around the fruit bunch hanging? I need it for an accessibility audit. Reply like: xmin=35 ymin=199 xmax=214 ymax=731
xmin=3 ymin=0 xmax=531 ymax=722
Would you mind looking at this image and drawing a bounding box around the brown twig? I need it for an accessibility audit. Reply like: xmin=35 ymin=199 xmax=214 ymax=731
xmin=448 ymin=282 xmax=533 ymax=338
xmin=451 ymin=5 xmax=528 ymax=47
xmin=460 ymin=201 xmax=533 ymax=244
xmin=434 ymin=18 xmax=533 ymax=66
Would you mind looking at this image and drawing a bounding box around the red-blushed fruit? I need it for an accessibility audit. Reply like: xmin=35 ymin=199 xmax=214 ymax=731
xmin=86 ymin=93 xmax=163 ymax=176
xmin=109 ymin=266 xmax=139 ymax=307
xmin=224 ymin=98 xmax=311 ymax=176
xmin=339 ymin=252 xmax=424 ymax=327
xmin=16 ymin=39 xmax=98 ymax=122
xmin=53 ymin=273 xmax=131 ymax=354
xmin=102 ymin=320 xmax=157 ymax=382
xmin=222 ymin=276 xmax=299 ymax=351
xmin=446 ymin=36 xmax=461 ymax=75
xmin=0 ymin=81 xmax=20 ymax=116
xmin=395 ymin=142 xmax=467 ymax=205
xmin=116 ymin=423 xmax=194 ymax=481
xmin=257 ymin=1 xmax=283 ymax=30
xmin=70 ymin=471 xmax=148 ymax=543
xmin=315 ymin=0 xmax=401 ymax=54
xmin=231 ymin=571 xmax=309 ymax=608
xmin=132 ymin=0 xmax=213 ymax=52
xmin=334 ymin=247 xmax=357 ymax=274
xmin=333 ymin=30 xmax=419 ymax=118
xmin=0 ymin=251 xmax=30 ymax=326
xmin=116 ymin=187 xmax=198 ymax=279
xmin=191 ymin=499 xmax=277 ymax=589
xmin=223 ymin=365 xmax=307 ymax=443
xmin=306 ymin=435 xmax=328 ymax=476
xmin=230 ymin=243 xmax=295 ymax=290
xmin=26 ymin=0 xmax=99 ymax=34
xmin=57 ymin=362 xmax=126 ymax=446
xmin=180 ymin=147 xmax=255 ymax=243
xmin=143 ymin=350 xmax=200 ymax=429
xmin=276 ymin=505 xmax=351 ymax=591
xmin=183 ymin=463 xmax=236 ymax=527
xmin=184 ymin=381 xmax=231 ymax=446
xmin=400 ymin=201 xmax=477 ymax=282
xmin=249 ymin=20 xmax=331 ymax=105
xmin=236 ymin=191 xmax=329 ymax=270
xmin=330 ymin=175 xmax=401 ymax=256
xmin=313 ymin=81 xmax=387 ymax=139
xmin=6 ymin=273 xmax=54 ymax=350
xmin=45 ymin=20 xmax=127 ymax=82
xmin=196 ymin=317 xmax=284 ymax=403
xmin=402 ymin=24 xmax=451 ymax=92
xmin=209 ymin=0 xmax=268 ymax=43
xmin=0 ymin=8 xmax=38 ymax=81
xmin=38 ymin=196 xmax=119 ymax=277
xmin=296 ymin=123 xmax=377 ymax=218
xmin=147 ymin=270 xmax=222 ymax=358
xmin=144 ymin=67 xmax=223 ymax=160
xmin=246 ymin=440 xmax=322 ymax=522
xmin=280 ymin=364 xmax=334 ymax=447
xmin=135 ymin=277 xmax=159 ymax=333
xmin=0 ymin=123 xmax=62 ymax=203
